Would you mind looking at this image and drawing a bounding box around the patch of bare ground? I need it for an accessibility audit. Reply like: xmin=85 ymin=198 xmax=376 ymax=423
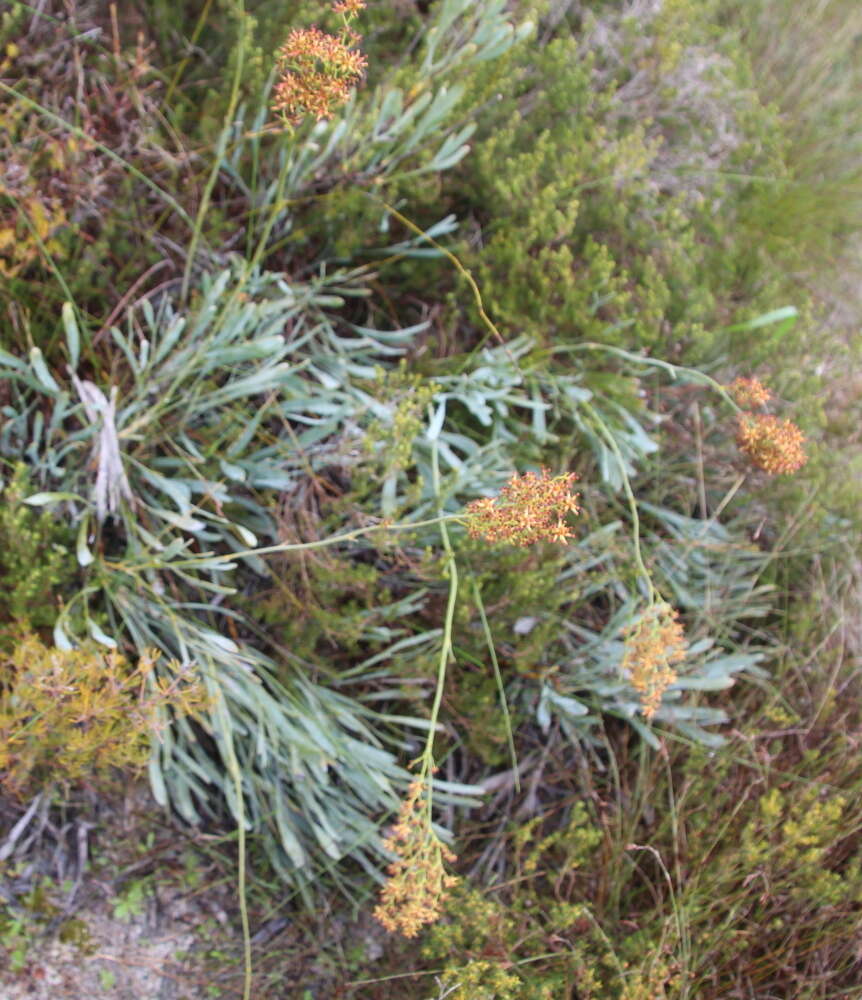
xmin=0 ymin=785 xmax=230 ymax=1000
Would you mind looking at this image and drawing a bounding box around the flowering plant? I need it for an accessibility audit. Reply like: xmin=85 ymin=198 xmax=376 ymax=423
xmin=272 ymin=2 xmax=367 ymax=126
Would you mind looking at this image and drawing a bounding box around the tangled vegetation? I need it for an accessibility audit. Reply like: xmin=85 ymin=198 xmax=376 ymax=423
xmin=0 ymin=0 xmax=859 ymax=997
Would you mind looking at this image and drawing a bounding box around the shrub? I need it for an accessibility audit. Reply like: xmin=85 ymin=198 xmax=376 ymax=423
xmin=0 ymin=464 xmax=75 ymax=642
xmin=0 ymin=634 xmax=206 ymax=797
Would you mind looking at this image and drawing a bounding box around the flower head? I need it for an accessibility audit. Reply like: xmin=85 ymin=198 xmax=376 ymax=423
xmin=374 ymin=780 xmax=458 ymax=937
xmin=727 ymin=376 xmax=771 ymax=409
xmin=333 ymin=0 xmax=366 ymax=14
xmin=621 ymin=602 xmax=687 ymax=720
xmin=736 ymin=413 xmax=807 ymax=475
xmin=272 ymin=24 xmax=367 ymax=125
xmin=465 ymin=468 xmax=580 ymax=547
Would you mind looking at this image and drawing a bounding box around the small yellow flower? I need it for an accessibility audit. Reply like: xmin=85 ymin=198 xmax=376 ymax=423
xmin=465 ymin=468 xmax=580 ymax=547
xmin=736 ymin=413 xmax=807 ymax=475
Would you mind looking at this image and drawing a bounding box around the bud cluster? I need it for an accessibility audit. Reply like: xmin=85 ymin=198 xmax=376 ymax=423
xmin=373 ymin=780 xmax=459 ymax=938
xmin=333 ymin=0 xmax=366 ymax=13
xmin=621 ymin=602 xmax=687 ymax=720
xmin=465 ymin=468 xmax=580 ymax=547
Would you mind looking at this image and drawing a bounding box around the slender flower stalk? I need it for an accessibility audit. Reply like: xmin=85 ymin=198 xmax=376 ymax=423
xmin=375 ymin=440 xmax=461 ymax=938
xmin=374 ymin=457 xmax=582 ymax=938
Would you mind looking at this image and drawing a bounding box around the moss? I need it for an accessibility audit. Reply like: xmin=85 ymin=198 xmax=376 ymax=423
xmin=57 ymin=917 xmax=94 ymax=953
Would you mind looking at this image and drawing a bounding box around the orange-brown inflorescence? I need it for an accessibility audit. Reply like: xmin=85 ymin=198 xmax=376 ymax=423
xmin=272 ymin=6 xmax=367 ymax=126
xmin=373 ymin=780 xmax=459 ymax=938
xmin=727 ymin=376 xmax=771 ymax=409
xmin=735 ymin=413 xmax=807 ymax=476
xmin=333 ymin=0 xmax=366 ymax=14
xmin=621 ymin=602 xmax=687 ymax=720
xmin=465 ymin=468 xmax=581 ymax=546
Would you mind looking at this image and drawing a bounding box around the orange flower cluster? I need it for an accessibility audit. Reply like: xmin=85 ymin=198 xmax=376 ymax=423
xmin=333 ymin=0 xmax=366 ymax=14
xmin=727 ymin=376 xmax=771 ymax=409
xmin=374 ymin=780 xmax=459 ymax=938
xmin=465 ymin=469 xmax=581 ymax=546
xmin=272 ymin=5 xmax=366 ymax=126
xmin=621 ymin=602 xmax=687 ymax=720
xmin=725 ymin=375 xmax=807 ymax=475
xmin=736 ymin=413 xmax=807 ymax=476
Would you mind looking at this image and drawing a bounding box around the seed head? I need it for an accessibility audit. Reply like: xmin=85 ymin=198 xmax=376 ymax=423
xmin=736 ymin=413 xmax=807 ymax=475
xmin=727 ymin=376 xmax=771 ymax=409
xmin=373 ymin=780 xmax=459 ymax=938
xmin=621 ymin=603 xmax=687 ymax=720
xmin=465 ymin=469 xmax=580 ymax=547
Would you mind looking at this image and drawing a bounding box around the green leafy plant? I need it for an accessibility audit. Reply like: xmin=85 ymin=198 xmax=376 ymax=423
xmin=0 ymin=463 xmax=75 ymax=640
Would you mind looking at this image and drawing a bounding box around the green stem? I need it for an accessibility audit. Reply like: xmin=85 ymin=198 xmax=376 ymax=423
xmin=470 ymin=575 xmax=519 ymax=790
xmin=0 ymin=82 xmax=194 ymax=230
xmin=581 ymin=399 xmax=656 ymax=602
xmin=163 ymin=0 xmax=216 ymax=106
xmin=362 ymin=194 xmax=509 ymax=370
xmin=181 ymin=0 xmax=247 ymax=302
xmin=108 ymin=512 xmax=465 ymax=574
xmin=418 ymin=439 xmax=459 ymax=819
xmin=544 ymin=342 xmax=742 ymax=413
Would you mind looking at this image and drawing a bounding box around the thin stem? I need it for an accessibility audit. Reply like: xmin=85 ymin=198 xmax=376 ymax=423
xmin=543 ymin=342 xmax=742 ymax=413
xmin=470 ymin=575 xmax=519 ymax=790
xmin=105 ymin=512 xmax=466 ymax=574
xmin=363 ymin=194 xmax=514 ymax=374
xmin=0 ymin=82 xmax=194 ymax=230
xmin=181 ymin=0 xmax=247 ymax=302
xmin=418 ymin=439 xmax=459 ymax=817
xmin=581 ymin=399 xmax=656 ymax=602
xmin=163 ymin=0 xmax=216 ymax=106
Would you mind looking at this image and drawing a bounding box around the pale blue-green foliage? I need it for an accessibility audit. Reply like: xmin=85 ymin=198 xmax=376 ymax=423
xmin=0 ymin=255 xmax=774 ymax=883
xmin=550 ymin=514 xmax=771 ymax=751
xmin=0 ymin=0 xmax=779 ymax=880
xmin=408 ymin=348 xmax=774 ymax=747
xmin=0 ymin=265 xmax=484 ymax=889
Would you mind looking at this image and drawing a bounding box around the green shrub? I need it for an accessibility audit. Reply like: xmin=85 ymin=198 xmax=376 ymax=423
xmin=0 ymin=464 xmax=75 ymax=641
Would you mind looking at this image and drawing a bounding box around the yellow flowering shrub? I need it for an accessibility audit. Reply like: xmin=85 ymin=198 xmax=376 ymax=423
xmin=0 ymin=635 xmax=208 ymax=797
